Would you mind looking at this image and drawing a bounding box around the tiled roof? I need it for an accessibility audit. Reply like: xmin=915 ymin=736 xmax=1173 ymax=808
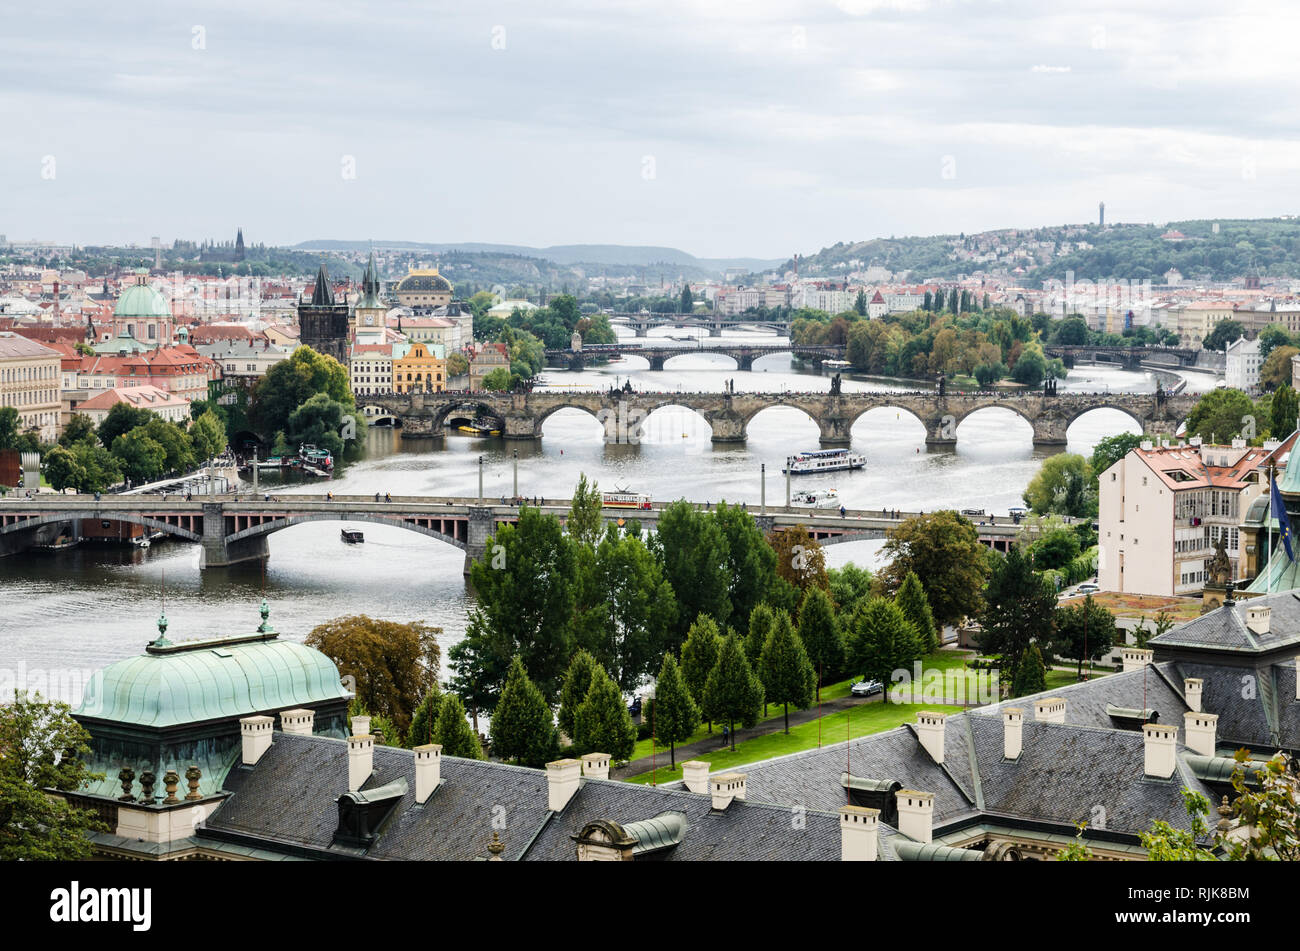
xmin=1150 ymin=590 xmax=1300 ymax=655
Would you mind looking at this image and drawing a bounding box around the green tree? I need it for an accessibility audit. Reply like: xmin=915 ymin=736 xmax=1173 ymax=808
xmin=0 ymin=692 xmax=107 ymax=860
xmin=97 ymin=402 xmax=154 ymax=449
xmin=141 ymin=417 xmax=195 ymax=474
xmin=896 ymin=570 xmax=939 ymax=653
xmin=702 ymin=634 xmax=764 ymax=751
xmin=827 ymin=563 xmax=873 ymax=616
xmin=1185 ymin=387 xmax=1258 ymax=442
xmin=1270 ymin=383 xmax=1298 ymax=438
xmin=1030 ymin=527 xmax=1082 ymax=571
xmin=42 ymin=446 xmax=86 ymax=492
xmin=1262 ymin=346 xmax=1299 ymax=391
xmin=189 ymin=409 xmax=227 ymax=460
xmin=432 ymin=693 xmax=484 ymax=759
xmin=798 ymin=585 xmax=843 ymax=695
xmin=573 ymin=665 xmax=637 ymax=761
xmin=1053 ymin=594 xmax=1117 ymax=679
xmin=482 ymin=366 xmax=513 ymax=391
xmin=652 ymin=500 xmax=731 ymax=646
xmin=1201 ymin=319 xmax=1246 ymax=352
xmin=305 ymin=615 xmax=441 ymax=737
xmin=679 ymin=615 xmax=721 ymax=731
xmin=854 ymin=289 xmax=868 ymax=316
xmin=447 ymin=636 xmax=506 ymax=735
xmin=58 ymin=414 xmax=96 ymax=448
xmin=0 ymin=406 xmax=19 ymax=450
xmin=1023 ymin=453 xmax=1096 ymax=518
xmin=567 ymin=473 xmax=604 ymax=548
xmin=759 ymin=612 xmax=816 ymax=733
xmin=744 ymin=603 xmax=776 ymax=668
xmin=712 ymin=502 xmax=779 ymax=628
xmin=557 ymin=649 xmax=599 ymax=742
xmin=978 ymin=545 xmax=1056 ymax=675
xmin=286 ymin=391 xmax=347 ymax=457
xmin=1257 ymin=324 xmax=1294 ymax=360
xmin=111 ymin=428 xmax=166 ymax=483
xmin=1089 ymin=432 xmax=1144 ymax=479
xmin=406 ymin=684 xmax=444 ymax=747
xmin=650 ymin=652 xmax=699 ymax=768
xmin=847 ymin=597 xmax=920 ymax=691
xmin=680 ymin=285 xmax=694 ymax=314
xmin=248 ymin=344 xmax=353 ymax=440
xmin=1011 ymin=642 xmax=1047 ymax=696
xmin=881 ymin=512 xmax=988 ymax=625
xmin=490 ymin=657 xmax=559 ymax=768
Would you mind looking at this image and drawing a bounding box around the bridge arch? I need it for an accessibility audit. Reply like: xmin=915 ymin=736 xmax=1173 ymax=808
xmin=429 ymin=400 xmax=509 ymax=432
xmin=635 ymin=401 xmax=715 ymax=443
xmin=0 ymin=511 xmax=202 ymax=543
xmin=225 ymin=512 xmax=466 ymax=550
xmin=1063 ymin=403 xmax=1147 ymax=437
xmin=360 ymin=404 xmax=402 ymax=427
xmin=846 ymin=403 xmax=930 ymax=433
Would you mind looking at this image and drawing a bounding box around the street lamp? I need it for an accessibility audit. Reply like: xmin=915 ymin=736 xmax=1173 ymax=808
xmin=477 ymin=455 xmax=484 ymax=504
xmin=513 ymin=449 xmax=518 ymax=499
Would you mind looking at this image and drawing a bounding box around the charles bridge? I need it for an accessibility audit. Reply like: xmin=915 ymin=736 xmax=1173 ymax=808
xmin=358 ymin=388 xmax=1198 ymax=448
xmin=543 ymin=343 xmax=844 ymax=372
xmin=605 ymin=314 xmax=792 ymax=337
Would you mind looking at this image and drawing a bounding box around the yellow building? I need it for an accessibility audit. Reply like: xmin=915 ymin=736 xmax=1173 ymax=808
xmin=392 ymin=341 xmax=446 ymax=394
xmin=0 ymin=332 xmax=62 ymax=441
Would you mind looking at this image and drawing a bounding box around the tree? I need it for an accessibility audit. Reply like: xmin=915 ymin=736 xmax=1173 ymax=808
xmin=305 ymin=615 xmax=441 ymax=737
xmin=744 ymin=603 xmax=775 ymax=668
xmin=1201 ymin=320 xmax=1246 ymax=352
xmin=567 ymin=473 xmax=604 ymax=548
xmin=111 ymin=428 xmax=167 ymax=483
xmin=466 ymin=506 xmax=576 ymax=701
xmin=1023 ymin=453 xmax=1096 ymax=518
xmin=847 ymin=597 xmax=920 ymax=691
xmin=0 ymin=692 xmax=107 ymax=860
xmin=1257 ymin=324 xmax=1294 ymax=360
xmin=854 ymin=289 xmax=868 ymax=316
xmin=680 ymin=285 xmax=694 ymax=314
xmin=702 ymin=634 xmax=764 ymax=751
xmin=1030 ymin=527 xmax=1082 ymax=571
xmin=1186 ymin=387 xmax=1258 ymax=441
xmin=679 ymin=615 xmax=721 ymax=731
xmin=406 ymin=684 xmax=443 ymax=747
xmin=712 ymin=502 xmax=779 ymax=628
xmin=978 ymin=545 xmax=1056 ymax=675
xmin=0 ymin=406 xmax=18 ymax=450
xmin=447 ymin=636 xmax=505 ymax=734
xmin=432 ymin=693 xmax=484 ymax=759
xmin=189 ymin=409 xmax=227 ymax=461
xmin=1011 ymin=642 xmax=1047 ymax=696
xmin=973 ymin=362 xmax=1005 ymax=387
xmin=1053 ymin=594 xmax=1117 ymax=678
xmin=1261 ymin=346 xmax=1299 ymax=391
xmin=651 ymin=500 xmax=732 ymax=645
xmin=482 ymin=366 xmax=513 ymax=391
xmin=881 ymin=512 xmax=988 ymax=626
xmin=557 ymin=649 xmax=599 ymax=741
xmin=650 ymin=653 xmax=699 ymax=768
xmin=1010 ymin=341 xmax=1049 ymax=387
xmin=446 ymin=351 xmax=470 ymax=378
xmin=58 ymin=414 xmax=96 ymax=448
xmin=42 ymin=446 xmax=86 ymax=493
xmin=768 ymin=525 xmax=829 ymax=594
xmin=1054 ymin=317 xmax=1090 ymax=346
xmin=573 ymin=665 xmax=637 ymax=761
xmin=1270 ymin=383 xmax=1298 ymax=438
xmin=141 ymin=417 xmax=195 ymax=474
xmin=286 ymin=391 xmax=347 ymax=457
xmin=490 ymin=657 xmax=559 ymax=768
xmin=896 ymin=570 xmax=939 ymax=653
xmin=827 ymin=563 xmax=873 ymax=616
xmin=97 ymin=402 xmax=154 ymax=449
xmin=798 ymin=585 xmax=843 ymax=695
xmin=248 ymin=344 xmax=353 ymax=440
xmin=759 ymin=612 xmax=816 ymax=733
xmin=1089 ymin=432 xmax=1144 ymax=479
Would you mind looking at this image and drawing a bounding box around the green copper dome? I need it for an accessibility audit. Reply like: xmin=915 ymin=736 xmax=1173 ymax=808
xmin=113 ymin=280 xmax=171 ymax=319
xmin=76 ymin=632 xmax=352 ymax=728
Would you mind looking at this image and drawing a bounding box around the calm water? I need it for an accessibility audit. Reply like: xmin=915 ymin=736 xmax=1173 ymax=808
xmin=0 ymin=328 xmax=1219 ymax=701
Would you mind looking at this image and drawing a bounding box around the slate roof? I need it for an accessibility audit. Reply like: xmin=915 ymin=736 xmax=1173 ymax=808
xmin=1150 ymin=590 xmax=1300 ymax=654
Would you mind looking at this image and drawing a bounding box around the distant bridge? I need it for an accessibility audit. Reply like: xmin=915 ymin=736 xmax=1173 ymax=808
xmin=356 ymin=389 xmax=1198 ymax=447
xmin=0 ymin=495 xmax=1034 ymax=573
xmin=1042 ymin=345 xmax=1202 ymax=369
xmin=607 ymin=314 xmax=792 ymax=337
xmin=543 ymin=343 xmax=845 ymax=371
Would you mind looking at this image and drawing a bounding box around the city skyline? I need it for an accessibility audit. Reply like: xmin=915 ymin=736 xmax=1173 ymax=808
xmin=4 ymin=1 xmax=1299 ymax=257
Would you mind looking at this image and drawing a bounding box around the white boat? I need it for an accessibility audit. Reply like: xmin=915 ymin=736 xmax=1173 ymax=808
xmin=792 ymin=488 xmax=840 ymax=509
xmin=783 ymin=448 xmax=865 ymax=475
xmin=824 ymin=359 xmax=851 ymax=369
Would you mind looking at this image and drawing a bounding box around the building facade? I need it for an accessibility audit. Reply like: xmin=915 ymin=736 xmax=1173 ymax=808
xmin=297 ymin=265 xmax=351 ymax=368
xmin=394 ymin=267 xmax=453 ymax=309
xmin=0 ymin=332 xmax=61 ymax=440
xmin=392 ymin=341 xmax=446 ymax=394
xmin=1224 ymin=335 xmax=1262 ymax=393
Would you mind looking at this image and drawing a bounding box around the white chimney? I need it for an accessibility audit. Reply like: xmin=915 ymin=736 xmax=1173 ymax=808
xmin=581 ymin=752 xmax=611 ymax=781
xmin=1183 ymin=712 xmax=1218 ymax=757
xmin=839 ymin=805 xmax=879 ymax=861
xmin=414 ymin=743 xmax=441 ymax=804
xmin=1003 ymin=707 xmax=1024 ymax=760
xmin=279 ymin=707 xmax=315 ymax=736
xmin=1034 ymin=697 xmax=1066 ymax=725
xmin=347 ymin=733 xmax=374 ymax=792
xmin=546 ymin=758 xmax=582 ymax=812
xmin=682 ymin=760 xmax=711 ymax=794
xmin=1143 ymin=723 xmax=1178 ymax=779
xmin=1245 ymin=605 xmax=1271 ymax=636
xmin=240 ymin=715 xmax=274 ymax=765
xmin=1184 ymin=678 xmax=1203 ymax=713
xmin=1140 ymin=439 xmax=1154 ymax=451
xmin=350 ymin=714 xmax=371 ymax=737
xmin=915 ymin=711 xmax=946 ymax=764
xmin=896 ymin=790 xmax=935 ymax=844
xmin=1122 ymin=647 xmax=1154 ymax=672
xmin=710 ymin=772 xmax=747 ymax=810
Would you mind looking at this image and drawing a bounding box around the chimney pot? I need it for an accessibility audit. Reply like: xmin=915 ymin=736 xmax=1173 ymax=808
xmin=1245 ymin=605 xmax=1271 ymax=635
xmin=347 ymin=733 xmax=374 ymax=792
xmin=1143 ymin=723 xmax=1178 ymax=779
xmin=1002 ymin=707 xmax=1024 ymax=759
xmin=279 ymin=707 xmax=315 ymax=736
xmin=581 ymin=752 xmax=611 ymax=781
xmin=351 ymin=714 xmax=371 ymax=737
xmin=915 ymin=711 xmax=947 ymax=763
xmin=710 ymin=772 xmax=747 ymax=811
xmin=1033 ymin=697 xmax=1067 ymax=725
xmin=1184 ymin=678 xmax=1203 ymax=713
xmin=1183 ymin=712 xmax=1218 ymax=757
xmin=546 ymin=758 xmax=582 ymax=812
xmin=239 ymin=715 xmax=274 ymax=765
xmin=681 ymin=760 xmax=711 ymax=794
xmin=839 ymin=805 xmax=880 ymax=861
xmin=414 ymin=743 xmax=442 ymax=804
xmin=1122 ymin=647 xmax=1154 ymax=672
xmin=896 ymin=789 xmax=935 ymax=844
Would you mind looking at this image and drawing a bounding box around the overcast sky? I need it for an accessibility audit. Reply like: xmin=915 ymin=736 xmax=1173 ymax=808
xmin=2 ymin=0 xmax=1297 ymax=258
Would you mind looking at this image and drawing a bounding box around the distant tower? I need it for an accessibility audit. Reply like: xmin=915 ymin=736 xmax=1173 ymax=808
xmin=235 ymin=228 xmax=246 ymax=262
xmin=1099 ymin=202 xmax=1105 ymax=228
xmin=152 ymin=236 xmax=161 ymax=270
xmin=298 ymin=264 xmax=350 ymax=367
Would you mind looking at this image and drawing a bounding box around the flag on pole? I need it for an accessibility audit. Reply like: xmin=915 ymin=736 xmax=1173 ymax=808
xmin=1271 ymin=474 xmax=1294 ymax=562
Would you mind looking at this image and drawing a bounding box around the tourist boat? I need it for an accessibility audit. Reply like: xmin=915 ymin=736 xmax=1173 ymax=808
xmin=133 ymin=537 xmax=151 ymax=549
xmin=298 ymin=445 xmax=334 ymax=471
xmin=792 ymin=488 xmax=840 ymax=509
xmin=602 ymin=489 xmax=653 ymax=510
xmin=340 ymin=529 xmax=365 ymax=544
xmin=783 ymin=448 xmax=865 ymax=475
xmin=456 ymin=417 xmax=502 ymax=436
xmin=823 ymin=359 xmax=851 ymax=370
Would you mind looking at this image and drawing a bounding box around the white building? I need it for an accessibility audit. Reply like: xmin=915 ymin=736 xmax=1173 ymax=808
xmin=1224 ymin=336 xmax=1262 ymax=393
xmin=75 ymin=385 xmax=190 ymax=426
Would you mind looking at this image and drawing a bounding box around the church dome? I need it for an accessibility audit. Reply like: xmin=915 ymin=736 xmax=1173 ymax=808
xmin=114 ymin=275 xmax=171 ymax=319
xmin=396 ymin=269 xmax=452 ymax=293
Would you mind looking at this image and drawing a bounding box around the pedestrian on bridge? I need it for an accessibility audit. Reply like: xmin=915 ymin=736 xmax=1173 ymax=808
xmin=840 ymin=505 xmax=846 ymax=517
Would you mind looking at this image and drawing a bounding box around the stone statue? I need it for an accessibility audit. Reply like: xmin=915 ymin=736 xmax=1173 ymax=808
xmin=830 ymin=373 xmax=842 ymax=395
xmin=1207 ymin=535 xmax=1232 ymax=586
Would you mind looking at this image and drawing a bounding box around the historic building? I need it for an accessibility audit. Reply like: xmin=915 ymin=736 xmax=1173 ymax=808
xmin=392 ymin=341 xmax=446 ymax=394
xmin=468 ymin=340 xmax=510 ymax=390
xmin=0 ymin=331 xmax=62 ymax=440
xmin=393 ymin=267 xmax=452 ymax=309
xmin=297 ymin=265 xmax=351 ymax=368
xmin=110 ymin=269 xmax=174 ymax=346
xmin=353 ymin=252 xmax=388 ymax=338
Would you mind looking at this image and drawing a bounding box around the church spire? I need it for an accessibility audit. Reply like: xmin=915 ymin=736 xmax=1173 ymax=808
xmin=363 ymin=251 xmax=379 ymax=298
xmin=310 ymin=264 xmax=334 ymax=306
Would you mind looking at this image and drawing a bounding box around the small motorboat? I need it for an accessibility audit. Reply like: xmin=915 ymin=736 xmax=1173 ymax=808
xmin=341 ymin=529 xmax=365 ymax=544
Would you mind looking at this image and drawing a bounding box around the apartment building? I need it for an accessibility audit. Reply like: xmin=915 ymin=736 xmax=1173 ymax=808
xmin=1224 ymin=336 xmax=1262 ymax=393
xmin=0 ymin=332 xmax=61 ymax=440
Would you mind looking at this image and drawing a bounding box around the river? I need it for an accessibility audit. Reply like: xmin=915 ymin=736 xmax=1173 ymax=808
xmin=0 ymin=329 xmax=1220 ymax=701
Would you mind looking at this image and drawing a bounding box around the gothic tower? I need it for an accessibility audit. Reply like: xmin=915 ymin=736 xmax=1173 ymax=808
xmin=298 ymin=264 xmax=351 ymax=368
xmin=354 ymin=251 xmax=387 ymax=336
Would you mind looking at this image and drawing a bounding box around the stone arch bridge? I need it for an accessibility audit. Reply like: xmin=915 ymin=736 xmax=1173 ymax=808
xmin=358 ymin=390 xmax=1198 ymax=447
xmin=544 ymin=343 xmax=843 ymax=372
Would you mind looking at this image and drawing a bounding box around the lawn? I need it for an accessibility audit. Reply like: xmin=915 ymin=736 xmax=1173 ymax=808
xmin=626 ymin=701 xmax=964 ymax=784
xmin=1058 ymin=591 xmax=1201 ymax=622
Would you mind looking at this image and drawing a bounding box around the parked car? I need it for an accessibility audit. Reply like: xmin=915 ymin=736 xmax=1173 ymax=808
xmin=850 ymin=679 xmax=884 ymax=697
xmin=1076 ymin=582 xmax=1100 ymax=595
xmin=627 ymin=696 xmax=642 ymax=717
